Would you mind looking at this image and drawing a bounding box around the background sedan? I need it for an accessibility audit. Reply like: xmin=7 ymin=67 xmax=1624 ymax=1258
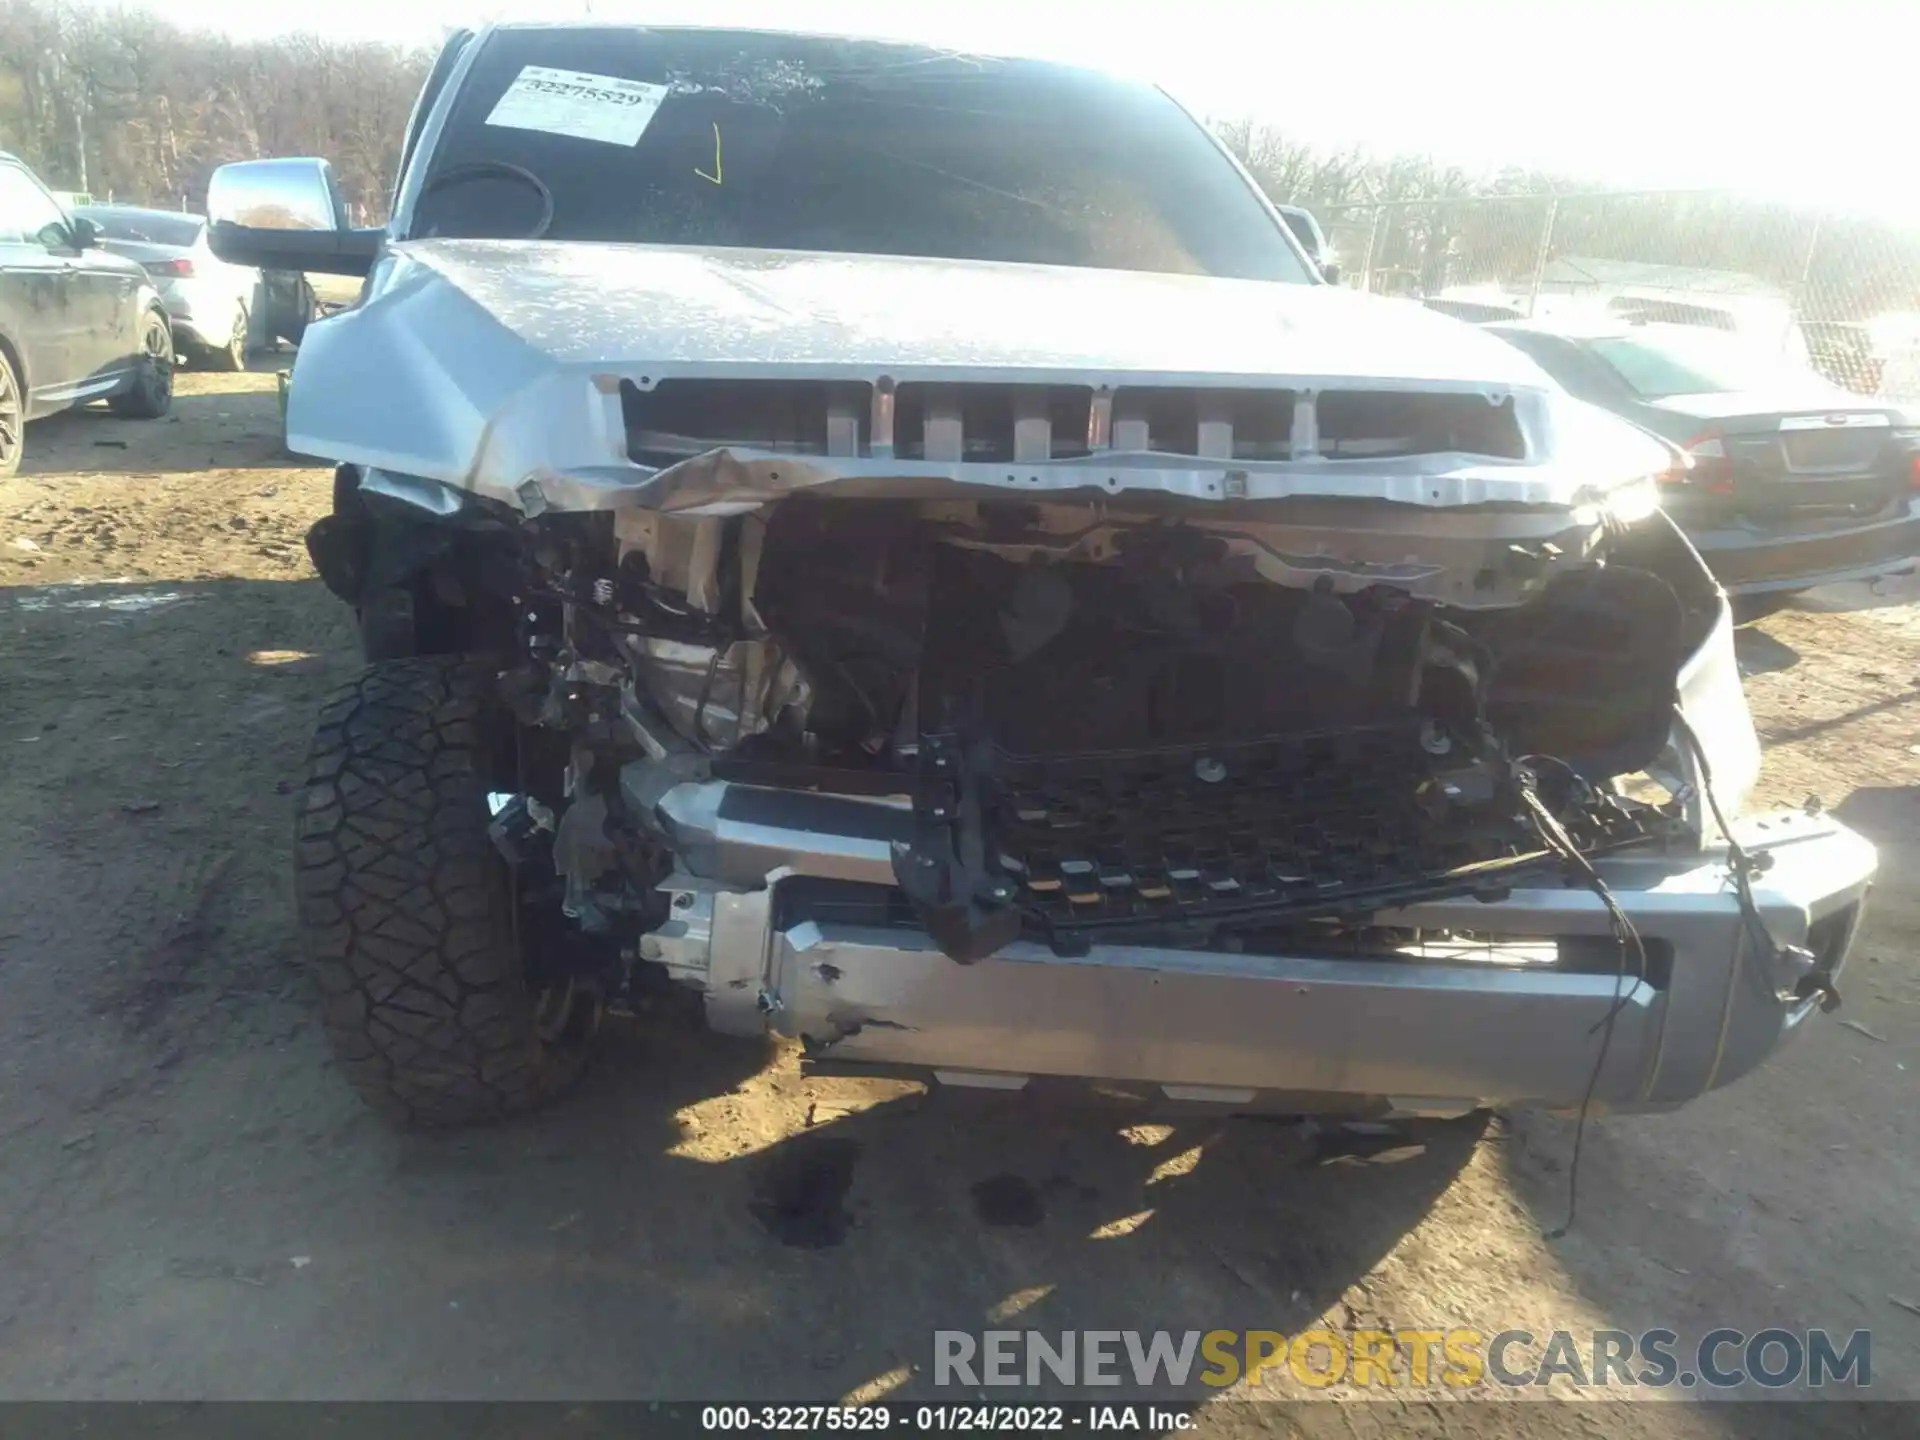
xmin=71 ymin=204 xmax=314 ymax=371
xmin=1487 ymin=318 xmax=1920 ymax=606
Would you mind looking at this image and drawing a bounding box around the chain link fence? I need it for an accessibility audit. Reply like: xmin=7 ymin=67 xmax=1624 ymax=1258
xmin=1317 ymin=193 xmax=1920 ymax=403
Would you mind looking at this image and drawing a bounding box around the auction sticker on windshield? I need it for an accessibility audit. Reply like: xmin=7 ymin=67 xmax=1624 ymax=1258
xmin=486 ymin=66 xmax=669 ymax=147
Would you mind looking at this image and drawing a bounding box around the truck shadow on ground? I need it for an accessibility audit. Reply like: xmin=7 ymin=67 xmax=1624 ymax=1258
xmin=330 ymin=1017 xmax=1488 ymax=1402
xmin=1732 ymin=625 xmax=1801 ymax=678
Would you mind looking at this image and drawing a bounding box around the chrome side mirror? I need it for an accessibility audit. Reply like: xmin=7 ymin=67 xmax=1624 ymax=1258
xmin=207 ymin=158 xmax=381 ymax=277
xmin=208 ymin=157 xmax=347 ymax=232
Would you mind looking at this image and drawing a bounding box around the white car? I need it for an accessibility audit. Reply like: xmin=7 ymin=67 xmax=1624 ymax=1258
xmin=72 ymin=204 xmax=272 ymax=370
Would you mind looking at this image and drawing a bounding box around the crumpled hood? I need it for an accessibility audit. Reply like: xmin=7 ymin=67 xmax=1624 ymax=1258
xmin=368 ymin=239 xmax=1549 ymax=382
xmin=287 ymin=238 xmax=1665 ymax=515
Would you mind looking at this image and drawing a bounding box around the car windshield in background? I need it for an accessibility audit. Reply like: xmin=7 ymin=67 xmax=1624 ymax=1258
xmin=416 ymin=28 xmax=1312 ymax=283
xmin=75 ymin=208 xmax=203 ymax=247
xmin=1585 ymin=327 xmax=1820 ymax=398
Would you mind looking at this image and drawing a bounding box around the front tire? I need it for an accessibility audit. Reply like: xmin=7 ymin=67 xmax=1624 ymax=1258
xmin=293 ymin=657 xmax=597 ymax=1126
xmin=108 ymin=308 xmax=174 ymax=419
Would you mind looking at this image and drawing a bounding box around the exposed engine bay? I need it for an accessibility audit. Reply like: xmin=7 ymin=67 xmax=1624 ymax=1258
xmin=447 ymin=491 xmax=1705 ymax=968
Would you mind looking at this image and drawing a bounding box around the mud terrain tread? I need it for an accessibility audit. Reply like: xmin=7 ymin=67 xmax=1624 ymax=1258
xmin=293 ymin=656 xmax=587 ymax=1125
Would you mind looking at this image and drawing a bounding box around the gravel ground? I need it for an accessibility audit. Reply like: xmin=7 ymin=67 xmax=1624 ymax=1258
xmin=0 ymin=368 xmax=1915 ymax=1435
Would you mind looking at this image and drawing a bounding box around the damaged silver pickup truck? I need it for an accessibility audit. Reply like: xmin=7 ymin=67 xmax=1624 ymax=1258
xmin=208 ymin=21 xmax=1872 ymax=1127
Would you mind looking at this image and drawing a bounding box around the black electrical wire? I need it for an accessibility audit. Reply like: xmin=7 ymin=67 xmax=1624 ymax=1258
xmin=1515 ymin=755 xmax=1646 ymax=1033
xmin=1527 ymin=702 xmax=1794 ymax=1240
xmin=1512 ymin=762 xmax=1648 ymax=1240
xmin=1671 ymin=706 xmax=1785 ymax=967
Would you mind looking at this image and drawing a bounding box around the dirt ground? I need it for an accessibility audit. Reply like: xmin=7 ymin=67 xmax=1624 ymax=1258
xmin=1 ymin=369 xmax=1916 ymax=1434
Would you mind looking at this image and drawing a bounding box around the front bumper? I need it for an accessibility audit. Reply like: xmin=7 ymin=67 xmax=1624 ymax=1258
xmin=1690 ymin=501 xmax=1920 ymax=596
xmin=642 ymin=785 xmax=1872 ymax=1115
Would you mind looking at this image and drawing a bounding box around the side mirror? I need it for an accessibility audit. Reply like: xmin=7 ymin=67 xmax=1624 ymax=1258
xmin=1319 ymin=259 xmax=1343 ymax=286
xmin=206 ymin=157 xmax=382 ymax=278
xmin=67 ymin=215 xmax=98 ymax=249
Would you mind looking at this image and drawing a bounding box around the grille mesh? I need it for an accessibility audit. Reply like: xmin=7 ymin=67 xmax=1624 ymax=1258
xmin=983 ymin=726 xmax=1519 ymax=930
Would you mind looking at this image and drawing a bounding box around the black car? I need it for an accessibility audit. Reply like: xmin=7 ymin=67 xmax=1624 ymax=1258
xmin=1486 ymin=318 xmax=1920 ymax=599
xmin=0 ymin=152 xmax=175 ymax=477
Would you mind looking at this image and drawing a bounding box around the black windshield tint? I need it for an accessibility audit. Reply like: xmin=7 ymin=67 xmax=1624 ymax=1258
xmin=75 ymin=208 xmax=203 ymax=247
xmin=417 ymin=27 xmax=1311 ymax=283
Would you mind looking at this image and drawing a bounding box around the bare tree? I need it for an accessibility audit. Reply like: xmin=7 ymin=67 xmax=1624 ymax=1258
xmin=0 ymin=0 xmax=429 ymax=215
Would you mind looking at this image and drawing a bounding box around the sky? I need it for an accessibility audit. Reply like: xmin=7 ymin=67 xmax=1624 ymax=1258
xmin=76 ymin=0 xmax=1920 ymax=225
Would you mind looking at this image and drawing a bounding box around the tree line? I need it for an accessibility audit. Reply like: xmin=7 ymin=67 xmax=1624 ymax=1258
xmin=1214 ymin=121 xmax=1918 ymax=321
xmin=2 ymin=0 xmax=1913 ymax=320
xmin=0 ymin=0 xmax=428 ymax=221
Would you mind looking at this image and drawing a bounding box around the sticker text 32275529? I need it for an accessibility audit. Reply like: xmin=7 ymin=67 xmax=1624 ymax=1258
xmin=485 ymin=66 xmax=669 ymax=147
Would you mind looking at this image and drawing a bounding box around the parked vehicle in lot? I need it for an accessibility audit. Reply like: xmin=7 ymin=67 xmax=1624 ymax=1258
xmin=1486 ymin=318 xmax=1920 ymax=600
xmin=0 ymin=153 xmax=174 ymax=478
xmin=209 ymin=23 xmax=1868 ymax=1129
xmin=71 ymin=204 xmax=318 ymax=370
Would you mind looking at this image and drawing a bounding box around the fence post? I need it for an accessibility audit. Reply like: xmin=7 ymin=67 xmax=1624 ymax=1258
xmin=1524 ymin=198 xmax=1559 ymax=318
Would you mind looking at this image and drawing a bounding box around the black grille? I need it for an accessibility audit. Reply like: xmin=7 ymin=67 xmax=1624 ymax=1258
xmin=983 ymin=725 xmax=1529 ymax=932
xmin=620 ymin=378 xmax=1526 ymax=466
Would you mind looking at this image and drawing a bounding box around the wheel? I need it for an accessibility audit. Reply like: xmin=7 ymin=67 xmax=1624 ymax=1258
xmin=206 ymin=304 xmax=248 ymax=372
xmin=108 ymin=308 xmax=174 ymax=418
xmin=294 ymin=657 xmax=600 ymax=1126
xmin=0 ymin=346 xmax=22 ymax=479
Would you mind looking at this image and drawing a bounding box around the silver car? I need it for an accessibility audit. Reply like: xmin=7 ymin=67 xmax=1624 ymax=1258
xmin=72 ymin=204 xmax=274 ymax=370
xmin=205 ymin=23 xmax=1871 ymax=1132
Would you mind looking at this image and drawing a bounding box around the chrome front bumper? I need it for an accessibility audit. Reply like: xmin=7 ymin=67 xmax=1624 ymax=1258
xmin=627 ymin=600 xmax=1863 ymax=1115
xmin=636 ymin=778 xmax=1873 ymax=1114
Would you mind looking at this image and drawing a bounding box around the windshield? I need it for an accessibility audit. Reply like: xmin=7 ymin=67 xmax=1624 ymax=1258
xmin=75 ymin=208 xmax=203 ymax=247
xmin=414 ymin=27 xmax=1312 ymax=283
xmin=1585 ymin=326 xmax=1823 ymax=398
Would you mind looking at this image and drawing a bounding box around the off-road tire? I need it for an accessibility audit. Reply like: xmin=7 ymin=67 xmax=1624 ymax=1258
xmin=294 ymin=656 xmax=595 ymax=1126
xmin=107 ymin=307 xmax=174 ymax=419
